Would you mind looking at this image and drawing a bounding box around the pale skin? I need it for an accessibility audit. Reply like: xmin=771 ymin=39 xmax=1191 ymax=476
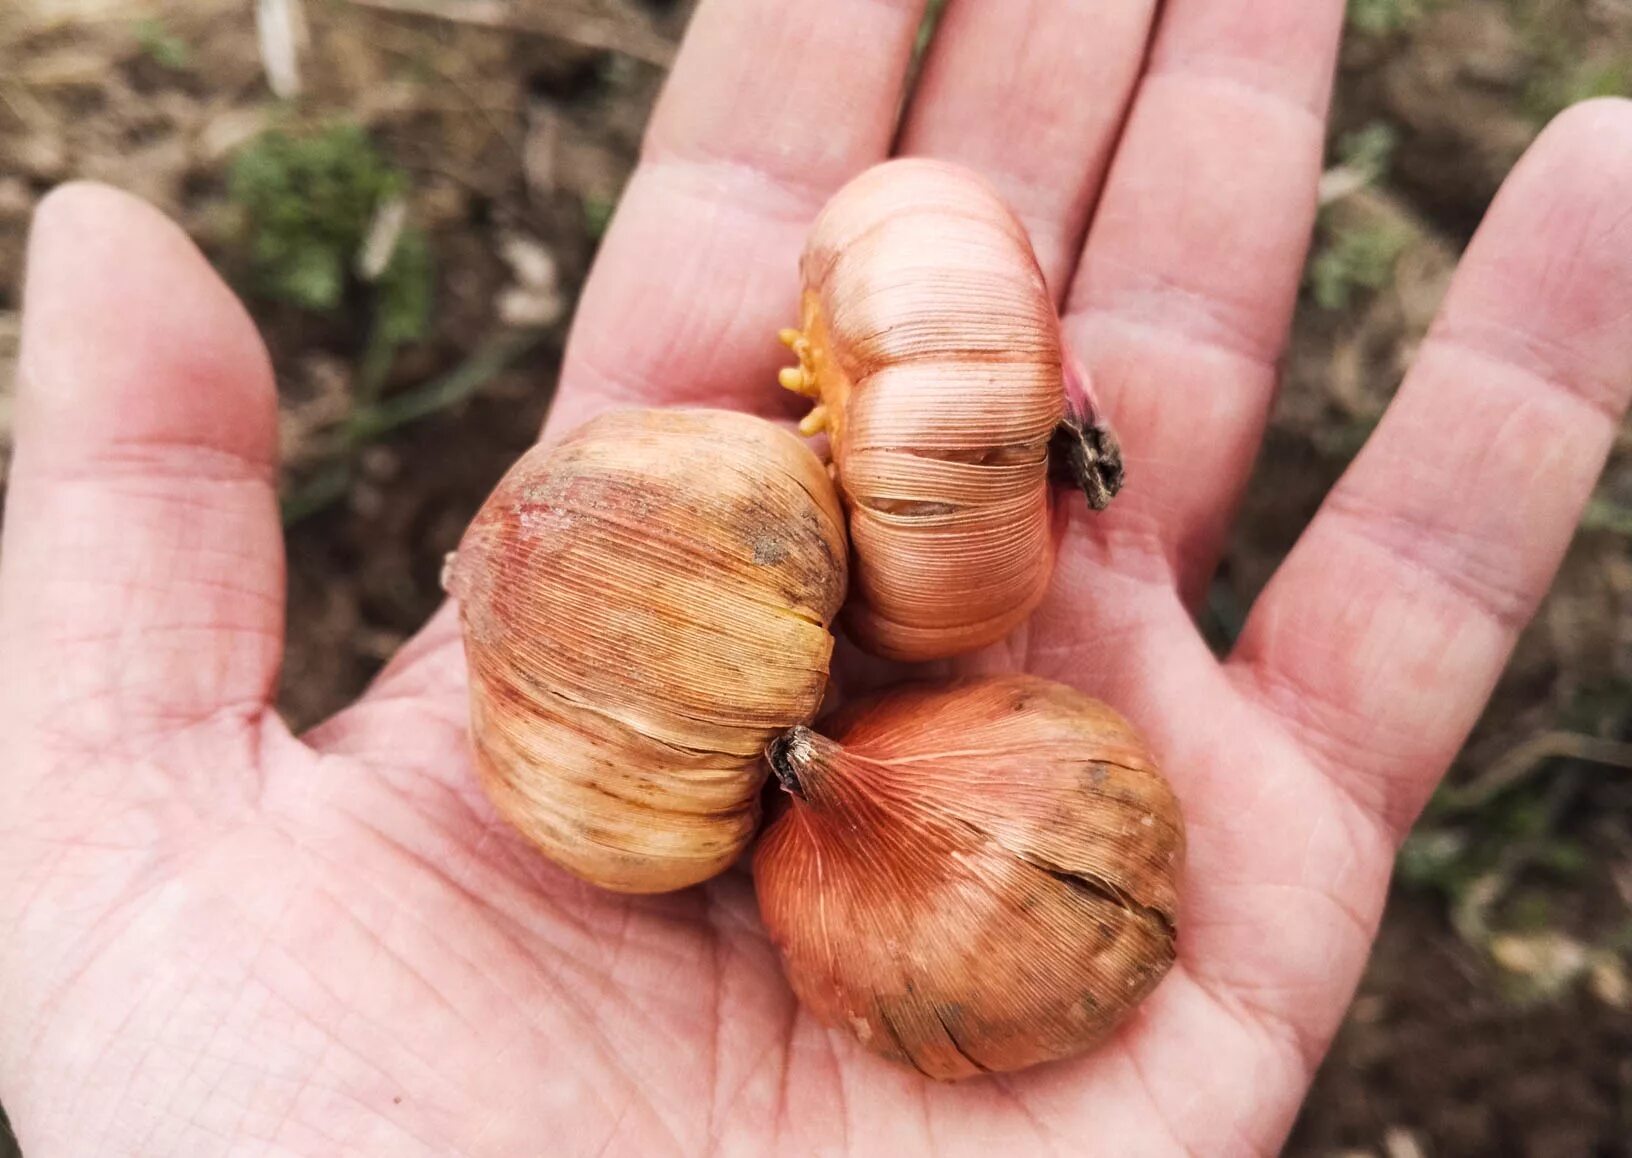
xmin=2 ymin=0 xmax=1632 ymax=1152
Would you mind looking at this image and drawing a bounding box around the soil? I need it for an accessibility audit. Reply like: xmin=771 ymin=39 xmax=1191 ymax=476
xmin=1 ymin=2 xmax=1630 ymax=1155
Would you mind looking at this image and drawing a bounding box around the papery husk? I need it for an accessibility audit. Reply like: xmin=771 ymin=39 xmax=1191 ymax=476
xmin=448 ymin=409 xmax=848 ymax=893
xmin=780 ymin=159 xmax=1068 ymax=661
xmin=754 ymin=675 xmax=1183 ymax=1080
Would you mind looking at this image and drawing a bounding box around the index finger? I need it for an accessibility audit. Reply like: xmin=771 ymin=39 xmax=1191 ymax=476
xmin=545 ymin=0 xmax=931 ymax=435
xmin=898 ymin=0 xmax=1159 ymax=294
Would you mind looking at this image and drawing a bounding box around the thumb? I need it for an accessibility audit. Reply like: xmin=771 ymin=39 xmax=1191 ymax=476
xmin=0 ymin=183 xmax=285 ymax=785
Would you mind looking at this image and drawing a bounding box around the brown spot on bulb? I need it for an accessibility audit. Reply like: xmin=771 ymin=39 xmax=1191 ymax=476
xmin=752 ymin=537 xmax=789 ymax=565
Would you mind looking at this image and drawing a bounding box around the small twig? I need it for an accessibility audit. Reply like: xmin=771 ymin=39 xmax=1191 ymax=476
xmin=256 ymin=0 xmax=306 ymax=99
xmin=1318 ymin=165 xmax=1372 ymax=207
xmin=345 ymin=0 xmax=676 ymax=68
xmin=1440 ymin=732 xmax=1632 ymax=814
xmin=356 ymin=195 xmax=409 ymax=283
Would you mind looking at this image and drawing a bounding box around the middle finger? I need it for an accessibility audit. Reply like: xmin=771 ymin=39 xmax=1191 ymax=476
xmin=898 ymin=0 xmax=1160 ymax=296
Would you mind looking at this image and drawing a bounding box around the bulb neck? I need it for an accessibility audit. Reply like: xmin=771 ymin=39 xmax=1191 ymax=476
xmin=1050 ymin=343 xmax=1124 ymax=512
xmin=767 ymin=725 xmax=848 ymax=803
xmin=767 ymin=727 xmax=814 ymax=799
xmin=1049 ymin=416 xmax=1124 ymax=511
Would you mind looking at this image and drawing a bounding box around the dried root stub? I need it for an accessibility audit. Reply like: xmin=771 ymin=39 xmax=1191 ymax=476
xmin=446 ymin=409 xmax=847 ymax=894
xmin=754 ymin=675 xmax=1183 ymax=1080
xmin=778 ymin=158 xmax=1124 ymax=662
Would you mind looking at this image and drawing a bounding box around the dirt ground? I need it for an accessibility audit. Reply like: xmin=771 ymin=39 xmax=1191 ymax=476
xmin=1 ymin=1 xmax=1630 ymax=1155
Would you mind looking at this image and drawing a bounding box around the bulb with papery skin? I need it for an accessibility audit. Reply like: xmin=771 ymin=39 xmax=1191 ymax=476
xmin=446 ymin=408 xmax=848 ymax=894
xmin=754 ymin=675 xmax=1182 ymax=1080
xmin=778 ymin=159 xmax=1123 ymax=662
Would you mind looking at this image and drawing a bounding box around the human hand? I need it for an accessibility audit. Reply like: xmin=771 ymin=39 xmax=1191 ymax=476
xmin=4 ymin=0 xmax=1632 ymax=1153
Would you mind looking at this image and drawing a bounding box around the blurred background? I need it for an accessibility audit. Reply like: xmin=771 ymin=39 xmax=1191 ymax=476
xmin=0 ymin=0 xmax=1629 ymax=1154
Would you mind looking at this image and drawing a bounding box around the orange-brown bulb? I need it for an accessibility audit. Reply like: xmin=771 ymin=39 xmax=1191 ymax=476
xmin=447 ymin=409 xmax=847 ymax=893
xmin=779 ymin=159 xmax=1118 ymax=661
xmin=754 ymin=675 xmax=1183 ymax=1080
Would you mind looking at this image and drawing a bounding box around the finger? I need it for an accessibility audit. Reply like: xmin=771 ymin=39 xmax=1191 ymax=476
xmin=544 ymin=0 xmax=930 ymax=435
xmin=1229 ymin=100 xmax=1632 ymax=838
xmin=0 ymin=183 xmax=284 ymax=756
xmin=897 ymin=0 xmax=1159 ymax=294
xmin=1061 ymin=0 xmax=1346 ymax=605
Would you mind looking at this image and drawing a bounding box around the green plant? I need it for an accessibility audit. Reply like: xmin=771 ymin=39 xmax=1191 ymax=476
xmin=1307 ymin=218 xmax=1412 ymax=311
xmin=1347 ymin=0 xmax=1437 ymax=36
xmin=1399 ymin=769 xmax=1584 ymax=944
xmin=582 ymin=194 xmax=617 ymax=241
xmin=1582 ymin=498 xmax=1632 ymax=537
xmin=1398 ymin=708 xmax=1632 ymax=981
xmin=135 ymin=17 xmax=191 ymax=70
xmin=1307 ymin=122 xmax=1409 ymax=310
xmin=913 ymin=0 xmax=951 ymax=64
xmin=281 ymin=330 xmax=544 ymax=525
xmin=1524 ymin=57 xmax=1632 ymax=126
xmin=230 ymin=124 xmax=428 ymax=326
xmin=1336 ymin=122 xmax=1399 ymax=184
xmin=355 ymin=227 xmax=433 ymax=397
xmin=1504 ymin=0 xmax=1632 ymax=123
xmin=231 ymin=123 xmax=432 ymax=403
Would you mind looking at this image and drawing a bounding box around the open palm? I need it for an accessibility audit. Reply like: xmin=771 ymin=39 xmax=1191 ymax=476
xmin=5 ymin=1 xmax=1632 ymax=1154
